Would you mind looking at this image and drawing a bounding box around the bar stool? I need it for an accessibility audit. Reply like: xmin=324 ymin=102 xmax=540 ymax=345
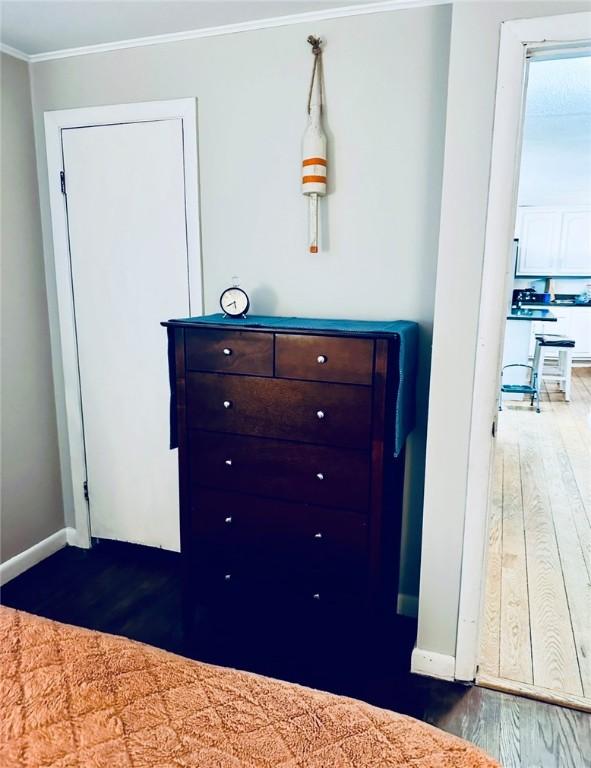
xmin=532 ymin=334 xmax=576 ymax=402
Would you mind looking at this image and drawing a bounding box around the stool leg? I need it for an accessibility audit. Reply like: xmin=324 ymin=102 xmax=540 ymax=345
xmin=534 ymin=343 xmax=544 ymax=401
xmin=532 ymin=369 xmax=541 ymax=413
xmin=532 ymin=340 xmax=541 ymax=377
xmin=558 ymin=350 xmax=566 ymax=392
xmin=564 ymin=350 xmax=572 ymax=402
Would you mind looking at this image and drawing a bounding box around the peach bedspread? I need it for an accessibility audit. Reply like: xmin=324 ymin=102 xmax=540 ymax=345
xmin=0 ymin=607 xmax=498 ymax=767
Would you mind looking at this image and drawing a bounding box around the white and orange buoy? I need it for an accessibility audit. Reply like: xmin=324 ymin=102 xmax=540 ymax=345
xmin=302 ymin=35 xmax=327 ymax=254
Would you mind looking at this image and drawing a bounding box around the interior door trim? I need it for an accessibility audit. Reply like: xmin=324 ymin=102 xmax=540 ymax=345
xmin=44 ymin=99 xmax=203 ymax=548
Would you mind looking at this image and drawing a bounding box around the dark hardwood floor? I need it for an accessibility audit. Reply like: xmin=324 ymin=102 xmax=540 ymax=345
xmin=2 ymin=542 xmax=589 ymax=767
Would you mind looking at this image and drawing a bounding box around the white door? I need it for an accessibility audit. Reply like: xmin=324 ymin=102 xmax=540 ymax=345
xmin=62 ymin=119 xmax=190 ymax=551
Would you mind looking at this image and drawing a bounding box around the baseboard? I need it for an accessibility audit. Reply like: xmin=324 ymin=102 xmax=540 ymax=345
xmin=411 ymin=647 xmax=456 ymax=681
xmin=397 ymin=592 xmax=419 ymax=618
xmin=66 ymin=527 xmax=91 ymax=548
xmin=0 ymin=527 xmax=76 ymax=586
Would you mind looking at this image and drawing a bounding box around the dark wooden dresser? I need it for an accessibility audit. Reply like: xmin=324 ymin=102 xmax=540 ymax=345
xmin=163 ymin=314 xmax=418 ymax=627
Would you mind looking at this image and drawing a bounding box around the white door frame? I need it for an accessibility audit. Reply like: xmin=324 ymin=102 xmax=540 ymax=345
xmin=44 ymin=98 xmax=203 ymax=549
xmin=455 ymin=12 xmax=591 ymax=682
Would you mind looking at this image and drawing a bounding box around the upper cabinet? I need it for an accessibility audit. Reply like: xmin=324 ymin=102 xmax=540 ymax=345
xmin=515 ymin=207 xmax=562 ymax=275
xmin=515 ymin=206 xmax=591 ymax=277
xmin=559 ymin=209 xmax=591 ymax=275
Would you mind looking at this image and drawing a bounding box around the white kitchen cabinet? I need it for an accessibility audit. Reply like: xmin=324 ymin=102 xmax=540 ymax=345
xmin=515 ymin=206 xmax=591 ymax=277
xmin=528 ymin=307 xmax=591 ymax=361
xmin=515 ymin=207 xmax=561 ymax=275
xmin=559 ymin=210 xmax=591 ymax=275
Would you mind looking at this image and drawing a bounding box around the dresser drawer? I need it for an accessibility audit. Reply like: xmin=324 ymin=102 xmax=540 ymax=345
xmin=189 ymin=431 xmax=369 ymax=511
xmin=190 ymin=488 xmax=368 ymax=567
xmin=189 ymin=557 xmax=367 ymax=610
xmin=275 ymin=334 xmax=374 ymax=385
xmin=189 ymin=489 xmax=368 ymax=605
xmin=185 ymin=329 xmax=273 ymax=376
xmin=186 ymin=373 xmax=372 ymax=449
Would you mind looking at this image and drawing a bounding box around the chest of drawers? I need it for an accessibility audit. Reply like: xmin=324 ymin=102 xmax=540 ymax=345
xmin=164 ymin=315 xmax=417 ymax=624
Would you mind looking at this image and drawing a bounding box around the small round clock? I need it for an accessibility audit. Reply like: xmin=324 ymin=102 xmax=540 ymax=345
xmin=220 ymin=286 xmax=249 ymax=317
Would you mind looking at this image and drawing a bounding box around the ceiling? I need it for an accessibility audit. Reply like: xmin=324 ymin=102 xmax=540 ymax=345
xmin=0 ymin=0 xmax=382 ymax=56
xmin=526 ymin=55 xmax=591 ymax=117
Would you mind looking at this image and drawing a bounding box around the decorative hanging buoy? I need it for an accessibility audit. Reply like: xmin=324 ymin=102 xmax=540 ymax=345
xmin=302 ymin=35 xmax=327 ymax=254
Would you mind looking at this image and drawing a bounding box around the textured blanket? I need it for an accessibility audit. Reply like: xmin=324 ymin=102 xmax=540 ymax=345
xmin=0 ymin=607 xmax=498 ymax=767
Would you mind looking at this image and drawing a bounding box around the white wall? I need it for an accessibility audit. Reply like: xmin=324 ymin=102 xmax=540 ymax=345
xmin=418 ymin=1 xmax=591 ymax=662
xmin=0 ymin=53 xmax=64 ymax=562
xmin=29 ymin=5 xmax=452 ymax=604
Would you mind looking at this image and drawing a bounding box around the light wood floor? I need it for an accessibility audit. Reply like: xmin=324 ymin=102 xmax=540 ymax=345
xmin=478 ymin=367 xmax=591 ymax=710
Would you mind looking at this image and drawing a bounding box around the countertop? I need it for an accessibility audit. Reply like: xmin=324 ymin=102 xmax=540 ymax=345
xmin=518 ymin=301 xmax=591 ymax=308
xmin=507 ymin=308 xmax=557 ymax=322
xmin=515 ymin=293 xmax=590 ymax=309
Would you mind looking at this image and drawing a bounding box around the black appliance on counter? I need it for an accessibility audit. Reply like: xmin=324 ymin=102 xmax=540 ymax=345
xmin=512 ymin=288 xmax=551 ymax=306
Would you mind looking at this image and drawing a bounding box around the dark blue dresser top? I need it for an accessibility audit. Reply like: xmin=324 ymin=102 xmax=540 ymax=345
xmin=163 ymin=313 xmax=416 ymax=338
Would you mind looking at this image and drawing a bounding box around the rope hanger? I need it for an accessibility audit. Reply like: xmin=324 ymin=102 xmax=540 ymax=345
xmin=307 ymin=35 xmax=324 ymax=114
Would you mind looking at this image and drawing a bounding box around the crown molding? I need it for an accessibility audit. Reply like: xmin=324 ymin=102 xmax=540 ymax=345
xmin=19 ymin=0 xmax=446 ymax=64
xmin=0 ymin=42 xmax=30 ymax=62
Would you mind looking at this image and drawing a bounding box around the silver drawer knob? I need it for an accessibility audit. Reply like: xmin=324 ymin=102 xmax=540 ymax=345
xmin=225 ymin=516 xmax=232 ymax=524
xmin=313 ymin=593 xmax=320 ymax=600
xmin=223 ymin=400 xmax=232 ymax=409
xmin=314 ymin=532 xmax=323 ymax=539
xmin=316 ymin=410 xmax=325 ymax=419
xmin=223 ymin=348 xmax=232 ymax=356
xmin=317 ymin=355 xmax=327 ymax=364
xmin=224 ymin=573 xmax=231 ymax=581
xmin=316 ymin=472 xmax=324 ymax=480
xmin=225 ymin=459 xmax=233 ymax=466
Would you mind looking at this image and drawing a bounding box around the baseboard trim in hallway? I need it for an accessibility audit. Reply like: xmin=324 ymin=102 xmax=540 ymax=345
xmin=411 ymin=648 xmax=456 ymax=680
xmin=0 ymin=527 xmax=77 ymax=586
xmin=478 ymin=673 xmax=591 ymax=714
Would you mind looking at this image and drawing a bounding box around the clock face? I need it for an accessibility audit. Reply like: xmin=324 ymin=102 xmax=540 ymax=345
xmin=220 ymin=287 xmax=249 ymax=317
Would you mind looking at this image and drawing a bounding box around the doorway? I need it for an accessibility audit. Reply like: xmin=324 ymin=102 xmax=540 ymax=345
xmin=477 ymin=53 xmax=591 ymax=709
xmin=45 ymin=100 xmax=202 ymax=552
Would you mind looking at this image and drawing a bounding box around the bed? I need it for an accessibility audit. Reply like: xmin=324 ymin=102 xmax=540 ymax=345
xmin=0 ymin=606 xmax=498 ymax=767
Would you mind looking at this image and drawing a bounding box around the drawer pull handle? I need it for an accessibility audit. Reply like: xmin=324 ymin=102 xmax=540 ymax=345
xmin=225 ymin=516 xmax=232 ymax=524
xmin=223 ymin=400 xmax=232 ymax=409
xmin=223 ymin=348 xmax=232 ymax=356
xmin=316 ymin=472 xmax=324 ymax=481
xmin=313 ymin=593 xmax=320 ymax=600
xmin=314 ymin=532 xmax=323 ymax=539
xmin=316 ymin=410 xmax=325 ymax=420
xmin=224 ymin=574 xmax=232 ymax=581
xmin=225 ymin=459 xmax=233 ymax=466
xmin=317 ymin=355 xmax=327 ymax=364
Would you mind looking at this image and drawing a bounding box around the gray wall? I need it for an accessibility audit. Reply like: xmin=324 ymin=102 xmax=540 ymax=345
xmin=1 ymin=52 xmax=64 ymax=562
xmin=29 ymin=4 xmax=452 ymax=604
xmin=419 ymin=1 xmax=591 ymax=659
